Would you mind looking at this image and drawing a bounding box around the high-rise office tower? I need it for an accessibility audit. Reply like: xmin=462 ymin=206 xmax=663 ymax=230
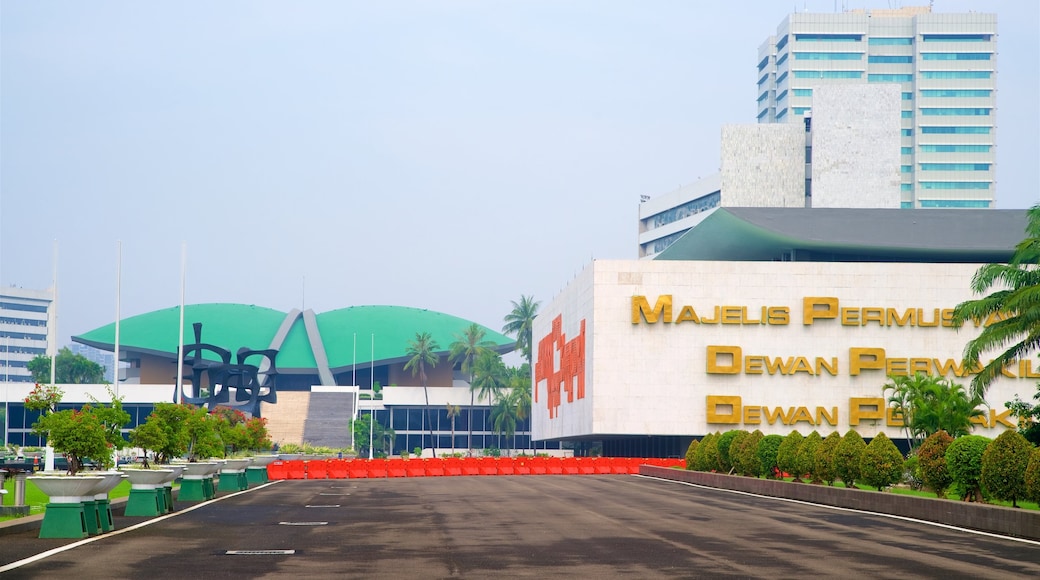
xmin=756 ymin=6 xmax=996 ymax=208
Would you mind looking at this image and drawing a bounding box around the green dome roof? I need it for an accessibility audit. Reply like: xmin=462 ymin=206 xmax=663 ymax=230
xmin=74 ymin=303 xmax=514 ymax=372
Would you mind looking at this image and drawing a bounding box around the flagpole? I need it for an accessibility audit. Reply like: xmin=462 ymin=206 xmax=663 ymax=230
xmin=46 ymin=240 xmax=58 ymax=472
xmin=369 ymin=334 xmax=374 ymax=460
xmin=114 ymin=241 xmax=121 ymax=398
xmin=176 ymin=243 xmax=186 ymax=403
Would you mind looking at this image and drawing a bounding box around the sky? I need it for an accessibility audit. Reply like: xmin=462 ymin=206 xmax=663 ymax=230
xmin=2 ymin=0 xmax=1038 ymax=353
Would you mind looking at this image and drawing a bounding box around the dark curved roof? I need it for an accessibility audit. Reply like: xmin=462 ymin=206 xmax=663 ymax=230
xmin=73 ymin=304 xmax=514 ymax=372
xmin=654 ymin=208 xmax=1027 ymax=263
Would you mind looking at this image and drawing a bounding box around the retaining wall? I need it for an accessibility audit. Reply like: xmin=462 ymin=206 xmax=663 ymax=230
xmin=639 ymin=466 xmax=1040 ymax=541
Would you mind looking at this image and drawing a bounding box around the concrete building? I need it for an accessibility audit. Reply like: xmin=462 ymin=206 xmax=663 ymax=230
xmin=0 ymin=287 xmax=55 ymax=384
xmin=537 ymin=209 xmax=1029 ymax=458
xmin=638 ymin=84 xmax=901 ymax=258
xmin=757 ymin=6 xmax=997 ymax=208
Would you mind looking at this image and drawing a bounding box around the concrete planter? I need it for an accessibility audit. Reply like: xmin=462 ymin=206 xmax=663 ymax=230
xmin=28 ymin=476 xmax=104 ymax=539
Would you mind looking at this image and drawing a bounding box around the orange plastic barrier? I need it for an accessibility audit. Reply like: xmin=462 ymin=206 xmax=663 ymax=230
xmin=267 ymin=461 xmax=287 ymax=480
xmin=609 ymin=457 xmax=630 ymax=474
xmin=405 ymin=460 xmax=426 ymax=477
xmin=513 ymin=458 xmax=531 ymax=475
xmin=479 ymin=459 xmax=499 ymax=476
xmin=367 ymin=459 xmax=388 ymax=478
xmin=496 ymin=457 xmax=515 ymax=476
xmin=306 ymin=459 xmax=328 ymax=479
xmin=424 ymin=459 xmax=445 ymax=477
xmin=546 ymin=457 xmax=564 ymax=475
xmin=561 ymin=457 xmax=580 ymax=475
xmin=284 ymin=459 xmax=307 ymax=480
xmin=461 ymin=458 xmax=481 ymax=476
xmin=348 ymin=460 xmax=369 ymax=479
xmin=443 ymin=458 xmax=463 ymax=477
xmin=387 ymin=459 xmax=408 ymax=478
xmin=592 ymin=457 xmax=612 ymax=474
xmin=327 ymin=459 xmax=349 ymax=479
xmin=528 ymin=457 xmax=548 ymax=475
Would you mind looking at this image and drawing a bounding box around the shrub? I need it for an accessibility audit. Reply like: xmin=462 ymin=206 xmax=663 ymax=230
xmin=860 ymin=433 xmax=904 ymax=491
xmin=691 ymin=433 xmax=712 ymax=471
xmin=1025 ymin=448 xmax=1040 ymax=503
xmin=981 ymin=430 xmax=1032 ymax=507
xmin=696 ymin=433 xmax=720 ymax=472
xmin=716 ymin=430 xmax=743 ymax=473
xmin=727 ymin=431 xmax=749 ymax=474
xmin=798 ymin=431 xmax=823 ymax=484
xmin=917 ymin=430 xmax=954 ymax=498
xmin=776 ymin=431 xmax=804 ymax=481
xmin=757 ymin=435 xmax=784 ymax=479
xmin=946 ymin=435 xmax=990 ymax=502
xmin=834 ymin=430 xmax=866 ymax=488
xmin=733 ymin=430 xmax=764 ymax=477
xmin=684 ymin=439 xmax=699 ymax=471
xmin=814 ymin=432 xmax=841 ymax=486
xmin=902 ymin=454 xmax=923 ymax=491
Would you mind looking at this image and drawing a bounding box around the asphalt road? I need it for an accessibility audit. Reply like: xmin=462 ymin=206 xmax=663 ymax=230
xmin=2 ymin=475 xmax=1039 ymax=579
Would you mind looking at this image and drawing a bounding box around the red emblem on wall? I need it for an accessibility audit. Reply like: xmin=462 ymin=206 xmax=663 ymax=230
xmin=534 ymin=315 xmax=586 ymax=419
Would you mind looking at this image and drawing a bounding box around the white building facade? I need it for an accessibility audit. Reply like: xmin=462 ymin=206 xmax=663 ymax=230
xmin=0 ymin=287 xmax=55 ymax=384
xmin=757 ymin=7 xmax=997 ymax=209
xmin=532 ymin=260 xmax=1025 ymax=455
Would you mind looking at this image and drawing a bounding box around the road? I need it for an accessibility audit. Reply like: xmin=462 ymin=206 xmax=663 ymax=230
xmin=2 ymin=475 xmax=1038 ymax=579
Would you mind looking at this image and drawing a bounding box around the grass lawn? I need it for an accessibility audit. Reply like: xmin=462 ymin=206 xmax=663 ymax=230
xmin=1 ymin=477 xmax=134 ymax=523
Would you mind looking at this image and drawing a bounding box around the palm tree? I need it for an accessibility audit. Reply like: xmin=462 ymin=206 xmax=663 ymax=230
xmin=953 ymin=204 xmax=1040 ymax=399
xmin=445 ymin=404 xmax=461 ymax=455
xmin=503 ymin=295 xmax=540 ymax=366
xmin=448 ymin=323 xmax=494 ymax=455
xmin=404 ymin=331 xmax=440 ymax=457
xmin=491 ymin=396 xmax=517 ymax=455
xmin=471 ymin=350 xmax=507 ymax=452
xmin=884 ymin=372 xmax=985 ymax=449
xmin=506 ymin=364 xmax=532 ymax=452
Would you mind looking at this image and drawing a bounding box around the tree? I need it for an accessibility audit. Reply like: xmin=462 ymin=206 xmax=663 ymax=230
xmin=776 ymin=431 xmax=804 ymax=481
xmin=129 ymin=420 xmax=166 ymax=468
xmin=28 ymin=347 xmax=105 ymax=384
xmin=952 ymin=204 xmax=1040 ymax=399
xmin=490 ymin=397 xmax=517 ymax=454
xmin=86 ymin=387 xmax=131 ymax=455
xmin=946 ymin=435 xmax=990 ymax=502
xmin=732 ymin=430 xmax=764 ymax=477
xmin=448 ymin=323 xmax=494 ymax=455
xmin=757 ymin=435 xmax=783 ymax=479
xmin=445 ymin=404 xmax=461 ymax=454
xmin=834 ymin=430 xmax=867 ymax=488
xmin=814 ymin=432 xmax=842 ymax=486
xmin=352 ymin=414 xmax=394 ymax=458
xmin=883 ymin=373 xmax=985 ymax=450
xmin=137 ymin=403 xmax=192 ymax=464
xmin=1006 ymin=392 xmax=1040 ymax=446
xmin=694 ymin=433 xmax=719 ymax=472
xmin=684 ymin=439 xmax=699 ymax=470
xmin=404 ymin=331 xmax=440 ymax=456
xmin=716 ymin=430 xmax=742 ymax=473
xmin=503 ymin=295 xmax=540 ymax=365
xmin=506 ymin=364 xmax=532 ymax=450
xmin=860 ymin=433 xmax=904 ymax=491
xmin=917 ymin=430 xmax=954 ymax=498
xmin=184 ymin=405 xmax=223 ymax=460
xmin=981 ymin=430 xmax=1032 ymax=507
xmin=32 ymin=408 xmax=108 ymax=475
xmin=1025 ymin=448 xmax=1040 ymax=503
xmin=797 ymin=431 xmax=823 ymax=484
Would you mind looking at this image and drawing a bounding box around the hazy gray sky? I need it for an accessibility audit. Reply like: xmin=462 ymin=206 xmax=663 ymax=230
xmin=2 ymin=1 xmax=1038 ymax=350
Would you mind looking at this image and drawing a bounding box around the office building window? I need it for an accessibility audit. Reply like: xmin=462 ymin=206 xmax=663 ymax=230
xmin=902 ymin=92 xmax=913 ymax=100
xmin=757 ymin=56 xmax=770 ymax=72
xmin=795 ymin=34 xmax=861 ymax=42
xmin=921 ymin=126 xmax=991 ymax=134
xmin=921 ymin=71 xmax=992 ymax=79
xmin=901 ymin=129 xmax=913 ymax=137
xmin=776 ymin=108 xmax=788 ymax=120
xmin=757 ymin=91 xmax=769 ymax=103
xmin=920 ymin=163 xmax=991 ymax=171
xmin=919 ymin=181 xmax=991 ymax=190
xmin=921 ymin=34 xmax=992 ymax=42
xmin=794 ymin=70 xmax=862 ymax=79
xmin=920 ymin=89 xmax=992 ymax=98
xmin=793 ymin=88 xmax=813 ymax=97
xmin=901 ymin=111 xmax=913 ymax=118
xmin=901 ymin=183 xmax=913 ymax=191
xmin=870 ymin=37 xmax=912 ymax=46
xmin=900 ymin=201 xmax=914 ymax=208
xmin=794 ymin=52 xmax=862 ymax=60
xmin=776 ymin=53 xmax=789 ymax=66
xmin=869 ymin=55 xmax=913 ymax=64
xmin=921 ymin=52 xmax=992 ymax=61
xmin=919 ymin=200 xmax=991 ymax=208
xmin=793 ymin=107 xmax=811 ymax=115
xmin=868 ymin=74 xmax=913 ymax=82
xmin=901 ymin=147 xmax=912 ymax=155
xmin=901 ymin=165 xmax=912 ymax=173
xmin=776 ymin=35 xmax=789 ymax=50
xmin=920 ymin=108 xmax=991 ymax=116
xmin=776 ymin=71 xmax=789 ymax=84
xmin=776 ymin=90 xmax=788 ymax=103
xmin=919 ymin=144 xmax=991 ymax=153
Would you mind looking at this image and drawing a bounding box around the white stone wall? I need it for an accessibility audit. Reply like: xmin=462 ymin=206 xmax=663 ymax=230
xmin=811 ymin=85 xmax=902 ymax=208
xmin=720 ymin=124 xmax=805 ymax=207
xmin=533 ymin=260 xmax=1027 ymax=441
